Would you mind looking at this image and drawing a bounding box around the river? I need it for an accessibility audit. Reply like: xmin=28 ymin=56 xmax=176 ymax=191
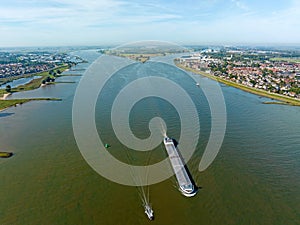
xmin=0 ymin=76 xmax=42 ymax=89
xmin=0 ymin=50 xmax=299 ymax=225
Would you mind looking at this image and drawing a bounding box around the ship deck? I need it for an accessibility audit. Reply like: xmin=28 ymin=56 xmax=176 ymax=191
xmin=164 ymin=137 xmax=196 ymax=197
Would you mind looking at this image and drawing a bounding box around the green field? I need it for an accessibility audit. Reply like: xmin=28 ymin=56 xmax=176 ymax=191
xmin=0 ymin=64 xmax=69 ymax=111
xmin=0 ymin=65 xmax=70 ymax=86
xmin=0 ymin=99 xmax=32 ymax=110
xmin=270 ymin=57 xmax=300 ymax=63
xmin=0 ymin=98 xmax=62 ymax=111
xmin=11 ymin=76 xmax=45 ymax=92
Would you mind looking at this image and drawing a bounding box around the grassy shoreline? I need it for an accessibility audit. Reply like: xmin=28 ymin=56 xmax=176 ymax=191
xmin=0 ymin=65 xmax=70 ymax=86
xmin=176 ymin=63 xmax=300 ymax=106
xmin=0 ymin=64 xmax=70 ymax=96
xmin=57 ymin=74 xmax=82 ymax=77
xmin=0 ymin=64 xmax=69 ymax=111
xmin=0 ymin=98 xmax=62 ymax=111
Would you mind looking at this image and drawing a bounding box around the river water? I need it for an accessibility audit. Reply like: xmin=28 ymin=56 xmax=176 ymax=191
xmin=0 ymin=76 xmax=42 ymax=89
xmin=0 ymin=50 xmax=299 ymax=225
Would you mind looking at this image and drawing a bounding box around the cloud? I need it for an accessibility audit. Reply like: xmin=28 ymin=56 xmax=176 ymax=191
xmin=0 ymin=0 xmax=299 ymax=46
xmin=0 ymin=0 xmax=182 ymax=29
xmin=231 ymin=0 xmax=249 ymax=10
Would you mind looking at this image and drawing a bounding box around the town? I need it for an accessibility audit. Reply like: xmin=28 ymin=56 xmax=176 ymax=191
xmin=178 ymin=47 xmax=300 ymax=99
xmin=0 ymin=51 xmax=82 ymax=84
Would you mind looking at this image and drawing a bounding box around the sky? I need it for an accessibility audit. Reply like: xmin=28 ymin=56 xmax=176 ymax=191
xmin=0 ymin=0 xmax=300 ymax=47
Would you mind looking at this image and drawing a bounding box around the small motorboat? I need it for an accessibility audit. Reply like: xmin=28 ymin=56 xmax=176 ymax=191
xmin=144 ymin=203 xmax=154 ymax=220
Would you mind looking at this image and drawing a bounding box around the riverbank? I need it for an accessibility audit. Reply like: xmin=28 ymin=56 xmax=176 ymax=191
xmin=176 ymin=63 xmax=300 ymax=106
xmin=56 ymin=74 xmax=82 ymax=77
xmin=107 ymin=52 xmax=165 ymax=63
xmin=0 ymin=98 xmax=62 ymax=111
xmin=0 ymin=93 xmax=11 ymax=100
xmin=0 ymin=64 xmax=69 ymax=111
xmin=0 ymin=65 xmax=70 ymax=87
xmin=0 ymin=65 xmax=70 ymax=97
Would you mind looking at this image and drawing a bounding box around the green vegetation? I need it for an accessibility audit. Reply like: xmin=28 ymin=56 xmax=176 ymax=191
xmin=0 ymin=65 xmax=70 ymax=98
xmin=203 ymin=47 xmax=300 ymax=62
xmin=11 ymin=76 xmax=45 ymax=92
xmin=49 ymin=65 xmax=69 ymax=76
xmin=0 ymin=152 xmax=13 ymax=158
xmin=56 ymin=74 xmax=82 ymax=77
xmin=290 ymin=86 xmax=300 ymax=94
xmin=0 ymin=65 xmax=70 ymax=87
xmin=176 ymin=63 xmax=300 ymax=106
xmin=0 ymin=89 xmax=6 ymax=97
xmin=0 ymin=73 xmax=35 ymax=87
xmin=42 ymin=65 xmax=70 ymax=83
xmin=54 ymin=81 xmax=76 ymax=84
xmin=262 ymin=101 xmax=290 ymax=105
xmin=112 ymin=53 xmax=160 ymax=63
xmin=5 ymin=85 xmax=11 ymax=93
xmin=270 ymin=57 xmax=300 ymax=63
xmin=0 ymin=99 xmax=31 ymax=110
xmin=0 ymin=64 xmax=69 ymax=111
xmin=0 ymin=98 xmax=61 ymax=111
